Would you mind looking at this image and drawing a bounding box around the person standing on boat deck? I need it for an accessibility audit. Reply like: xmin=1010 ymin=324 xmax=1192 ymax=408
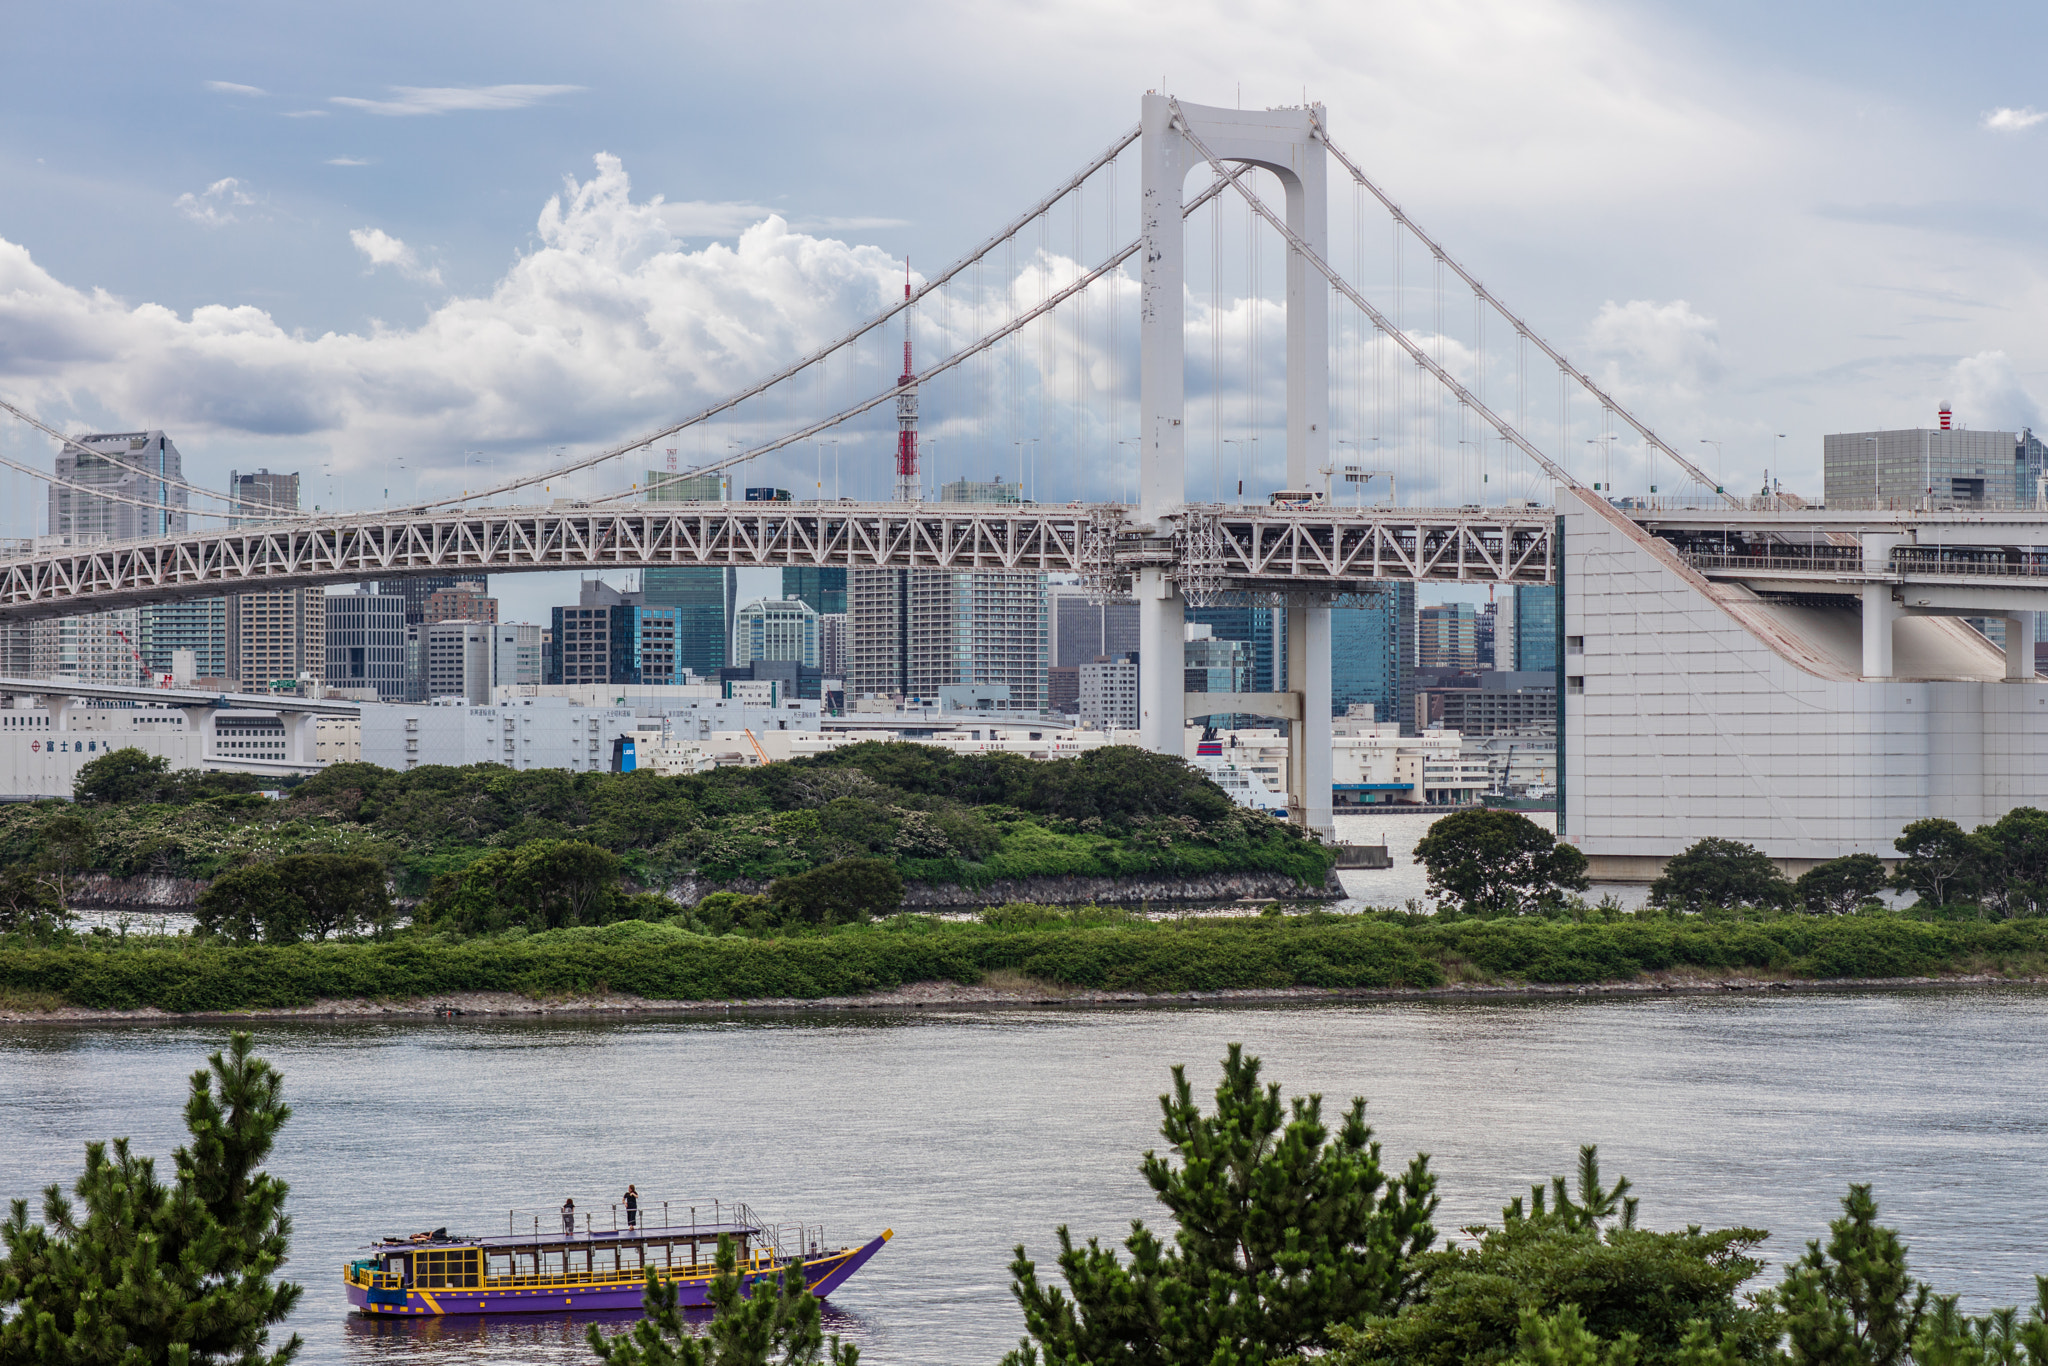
xmin=624 ymin=1185 xmax=639 ymax=1230
xmin=562 ymin=1198 xmax=576 ymax=1237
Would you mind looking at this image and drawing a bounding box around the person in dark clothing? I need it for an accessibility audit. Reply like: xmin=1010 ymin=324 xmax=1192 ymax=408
xmin=623 ymin=1185 xmax=639 ymax=1230
xmin=562 ymin=1198 xmax=576 ymax=1236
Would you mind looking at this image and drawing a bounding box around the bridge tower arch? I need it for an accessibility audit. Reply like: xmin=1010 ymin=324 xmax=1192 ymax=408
xmin=1136 ymin=93 xmax=1334 ymax=835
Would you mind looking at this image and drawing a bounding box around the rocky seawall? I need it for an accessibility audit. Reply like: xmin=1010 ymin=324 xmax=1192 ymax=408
xmin=71 ymin=874 xmax=208 ymax=910
xmin=666 ymin=869 xmax=1343 ymax=907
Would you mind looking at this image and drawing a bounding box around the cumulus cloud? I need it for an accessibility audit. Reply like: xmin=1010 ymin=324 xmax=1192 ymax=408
xmin=1984 ymin=106 xmax=2048 ymax=132
xmin=1951 ymin=351 xmax=2042 ymax=430
xmin=349 ymin=228 xmax=445 ymax=287
xmin=203 ymin=80 xmax=266 ymax=96
xmin=657 ymin=201 xmax=911 ymax=238
xmin=1586 ymin=298 xmax=1724 ymax=401
xmin=0 ymin=154 xmax=908 ymax=483
xmin=173 ymin=177 xmax=255 ymax=227
xmin=330 ymin=84 xmax=581 ymax=116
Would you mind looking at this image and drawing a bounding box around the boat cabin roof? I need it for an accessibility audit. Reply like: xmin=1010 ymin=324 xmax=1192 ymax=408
xmin=370 ymin=1219 xmax=760 ymax=1254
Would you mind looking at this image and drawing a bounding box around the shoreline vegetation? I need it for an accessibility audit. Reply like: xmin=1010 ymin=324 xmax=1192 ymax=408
xmin=7 ymin=909 xmax=2048 ymax=1021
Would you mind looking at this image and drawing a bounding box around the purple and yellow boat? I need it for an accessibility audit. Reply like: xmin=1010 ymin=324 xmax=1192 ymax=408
xmin=344 ymin=1201 xmax=891 ymax=1318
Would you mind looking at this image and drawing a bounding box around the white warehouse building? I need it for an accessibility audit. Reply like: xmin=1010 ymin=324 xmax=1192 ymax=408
xmin=1561 ymin=487 xmax=2048 ymax=876
xmin=362 ymin=695 xmax=824 ymax=773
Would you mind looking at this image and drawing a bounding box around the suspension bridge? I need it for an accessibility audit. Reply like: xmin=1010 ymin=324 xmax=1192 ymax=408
xmin=4 ymin=93 xmax=2046 ymax=854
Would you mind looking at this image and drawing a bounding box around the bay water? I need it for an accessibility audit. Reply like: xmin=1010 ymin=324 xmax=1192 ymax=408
xmin=5 ymin=990 xmax=2044 ymax=1364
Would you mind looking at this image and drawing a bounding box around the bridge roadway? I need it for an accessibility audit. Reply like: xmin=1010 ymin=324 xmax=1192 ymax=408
xmin=0 ymin=500 xmax=1557 ymax=620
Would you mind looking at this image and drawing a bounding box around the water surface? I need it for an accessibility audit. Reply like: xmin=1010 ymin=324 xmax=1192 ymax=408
xmin=5 ymin=991 xmax=2042 ymax=1364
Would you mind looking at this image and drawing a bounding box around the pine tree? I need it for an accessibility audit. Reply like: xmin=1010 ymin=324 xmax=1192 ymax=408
xmin=1776 ymin=1186 xmax=1928 ymax=1366
xmin=587 ymin=1234 xmax=859 ymax=1366
xmin=0 ymin=1032 xmax=301 ymax=1366
xmin=1003 ymin=1044 xmax=1438 ymax=1366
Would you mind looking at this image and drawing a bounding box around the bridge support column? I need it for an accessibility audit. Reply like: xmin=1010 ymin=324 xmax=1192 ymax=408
xmin=1136 ymin=568 xmax=1184 ymax=754
xmin=1285 ymin=601 xmax=1333 ymax=837
xmin=284 ymin=712 xmax=318 ymax=766
xmin=2003 ymin=612 xmax=2037 ymax=680
xmin=1860 ymin=533 xmax=1901 ymax=679
xmin=177 ymin=706 xmax=218 ymax=756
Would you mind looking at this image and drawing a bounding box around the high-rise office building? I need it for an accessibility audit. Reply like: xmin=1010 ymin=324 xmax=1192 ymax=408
xmin=818 ymin=613 xmax=847 ymax=677
xmin=1051 ymin=589 xmax=1140 ymax=667
xmin=225 ymin=470 xmax=324 ymax=691
xmin=325 ymin=589 xmax=407 ymax=700
xmin=493 ymin=623 xmax=544 ymax=689
xmin=547 ymin=581 xmax=682 ymax=687
xmin=1418 ymin=602 xmax=1480 ymax=672
xmin=1184 ymin=628 xmax=1251 ymax=697
xmin=424 ymin=581 xmax=497 ymax=624
xmin=1503 ymin=584 xmax=1561 ymax=675
xmin=50 ymin=430 xmax=189 ymax=542
xmin=783 ymin=567 xmax=847 ymax=616
xmin=377 ymin=577 xmax=461 ymax=626
xmin=425 ymin=620 xmax=496 ymax=704
xmin=643 ymin=471 xmax=730 ymax=675
xmin=937 ymin=474 xmax=1022 ymax=504
xmin=848 ymin=569 xmax=1047 ymax=708
xmin=1186 ymin=603 xmax=1284 ymax=694
xmin=44 ymin=431 xmax=190 ymax=686
xmin=1078 ymin=655 xmax=1139 ymax=729
xmin=732 ymin=597 xmax=820 ymax=667
xmin=1331 ymin=583 xmax=1416 ymax=735
xmin=1823 ymin=411 xmax=2028 ymax=508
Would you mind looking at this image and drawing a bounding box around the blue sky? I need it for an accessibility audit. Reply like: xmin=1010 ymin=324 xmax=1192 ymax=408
xmin=3 ymin=0 xmax=2045 ymax=620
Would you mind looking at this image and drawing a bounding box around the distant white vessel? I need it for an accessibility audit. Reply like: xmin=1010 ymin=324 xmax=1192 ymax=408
xmin=1192 ymin=752 xmax=1290 ymax=817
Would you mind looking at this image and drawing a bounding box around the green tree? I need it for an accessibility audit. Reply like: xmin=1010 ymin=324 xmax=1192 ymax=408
xmin=587 ymin=1233 xmax=858 ymax=1366
xmin=1413 ymin=808 xmax=1590 ymax=915
xmin=1890 ymin=820 xmax=1983 ymax=908
xmin=1974 ymin=808 xmax=2048 ymax=918
xmin=508 ymin=840 xmax=621 ymax=928
xmin=1796 ymin=856 xmax=1889 ymax=915
xmin=1776 ymin=1185 xmax=1928 ymax=1366
xmin=1912 ymin=1283 xmax=2048 ymax=1366
xmin=72 ymin=748 xmax=172 ymax=806
xmin=197 ymin=865 xmax=307 ymax=945
xmin=34 ymin=808 xmax=98 ymax=913
xmin=1004 ymin=1044 xmax=1439 ymax=1366
xmin=767 ymin=858 xmax=904 ymax=926
xmin=1649 ymin=839 xmax=1793 ymax=912
xmin=1332 ymin=1148 xmax=1773 ymax=1366
xmin=0 ymin=1032 xmax=302 ymax=1366
xmin=272 ymin=854 xmax=390 ymax=940
xmin=0 ymin=865 xmax=64 ymax=939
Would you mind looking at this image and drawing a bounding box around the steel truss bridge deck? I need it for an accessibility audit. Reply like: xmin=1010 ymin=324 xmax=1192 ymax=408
xmin=0 ymin=502 xmax=1555 ymax=620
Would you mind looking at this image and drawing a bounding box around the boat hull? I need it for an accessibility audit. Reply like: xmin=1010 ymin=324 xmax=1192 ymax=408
xmin=346 ymin=1231 xmax=890 ymax=1317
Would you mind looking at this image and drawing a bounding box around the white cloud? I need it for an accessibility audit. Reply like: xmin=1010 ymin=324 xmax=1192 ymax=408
xmin=329 ymin=84 xmax=581 ymax=117
xmin=1587 ymin=299 xmax=1725 ymax=402
xmin=1951 ymin=351 xmax=2042 ymax=430
xmin=282 ymin=110 xmax=329 ymax=119
xmin=327 ymin=157 xmax=371 ymax=167
xmin=1984 ymin=106 xmax=2048 ymax=132
xmin=172 ymin=177 xmax=255 ymax=227
xmin=204 ymin=80 xmax=267 ymax=97
xmin=349 ymin=228 xmax=445 ymax=287
xmin=0 ymin=155 xmax=907 ymax=485
xmin=657 ymin=201 xmax=912 ymax=238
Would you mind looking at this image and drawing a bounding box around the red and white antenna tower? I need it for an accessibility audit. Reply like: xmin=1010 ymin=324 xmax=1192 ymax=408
xmin=893 ymin=260 xmax=920 ymax=502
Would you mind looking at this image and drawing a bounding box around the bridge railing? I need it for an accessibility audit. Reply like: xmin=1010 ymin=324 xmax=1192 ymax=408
xmin=1682 ymin=549 xmax=2048 ymax=579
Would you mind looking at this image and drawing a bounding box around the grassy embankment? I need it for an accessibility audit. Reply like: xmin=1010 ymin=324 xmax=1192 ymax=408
xmin=6 ymin=908 xmax=2048 ymax=1015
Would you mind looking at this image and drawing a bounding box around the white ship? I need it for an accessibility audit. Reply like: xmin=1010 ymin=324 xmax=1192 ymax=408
xmin=1192 ymin=752 xmax=1290 ymax=817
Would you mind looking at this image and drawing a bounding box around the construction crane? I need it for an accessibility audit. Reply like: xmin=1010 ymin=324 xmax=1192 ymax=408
xmin=110 ymin=628 xmax=154 ymax=688
xmin=742 ymin=728 xmax=770 ymax=766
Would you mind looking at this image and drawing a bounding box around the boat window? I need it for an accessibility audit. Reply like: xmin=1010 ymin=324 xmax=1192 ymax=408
xmin=595 ymin=1248 xmax=616 ymax=1276
xmin=487 ymin=1253 xmax=513 ymax=1279
xmin=415 ymin=1248 xmax=481 ymax=1288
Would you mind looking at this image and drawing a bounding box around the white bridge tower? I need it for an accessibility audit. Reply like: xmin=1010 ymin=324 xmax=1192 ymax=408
xmin=1135 ymin=94 xmax=1334 ymax=837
